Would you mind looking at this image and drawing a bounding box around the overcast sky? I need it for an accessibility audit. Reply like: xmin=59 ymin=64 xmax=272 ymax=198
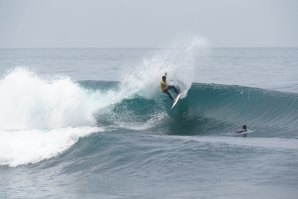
xmin=0 ymin=0 xmax=297 ymax=48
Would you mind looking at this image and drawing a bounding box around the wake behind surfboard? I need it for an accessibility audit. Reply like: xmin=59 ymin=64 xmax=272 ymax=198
xmin=171 ymin=93 xmax=181 ymax=109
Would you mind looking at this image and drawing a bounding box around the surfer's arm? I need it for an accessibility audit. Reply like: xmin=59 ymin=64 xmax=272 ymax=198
xmin=236 ymin=129 xmax=245 ymax=133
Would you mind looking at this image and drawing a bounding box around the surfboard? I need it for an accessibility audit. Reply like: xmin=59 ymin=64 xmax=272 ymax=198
xmin=235 ymin=130 xmax=253 ymax=137
xmin=171 ymin=93 xmax=181 ymax=109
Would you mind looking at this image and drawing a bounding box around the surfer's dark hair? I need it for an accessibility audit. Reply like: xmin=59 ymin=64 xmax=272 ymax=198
xmin=162 ymin=76 xmax=166 ymax=79
xmin=242 ymin=125 xmax=247 ymax=129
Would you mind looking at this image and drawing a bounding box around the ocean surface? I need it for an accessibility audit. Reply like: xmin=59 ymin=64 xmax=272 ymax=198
xmin=0 ymin=43 xmax=298 ymax=198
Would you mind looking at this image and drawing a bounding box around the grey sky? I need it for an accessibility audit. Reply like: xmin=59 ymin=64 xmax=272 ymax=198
xmin=0 ymin=0 xmax=297 ymax=48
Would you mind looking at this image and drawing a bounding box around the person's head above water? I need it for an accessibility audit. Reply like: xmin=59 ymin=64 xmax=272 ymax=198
xmin=242 ymin=125 xmax=247 ymax=130
xmin=162 ymin=76 xmax=166 ymax=81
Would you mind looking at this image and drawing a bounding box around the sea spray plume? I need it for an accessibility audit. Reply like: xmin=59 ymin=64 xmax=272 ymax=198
xmin=120 ymin=36 xmax=208 ymax=99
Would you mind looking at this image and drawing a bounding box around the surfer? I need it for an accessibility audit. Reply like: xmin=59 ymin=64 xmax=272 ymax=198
xmin=160 ymin=73 xmax=179 ymax=101
xmin=236 ymin=125 xmax=247 ymax=133
xmin=236 ymin=125 xmax=248 ymax=137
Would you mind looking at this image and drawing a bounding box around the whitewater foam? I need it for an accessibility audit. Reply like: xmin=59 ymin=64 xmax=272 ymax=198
xmin=0 ymin=69 xmax=117 ymax=166
xmin=0 ymin=69 xmax=120 ymax=129
xmin=0 ymin=127 xmax=102 ymax=167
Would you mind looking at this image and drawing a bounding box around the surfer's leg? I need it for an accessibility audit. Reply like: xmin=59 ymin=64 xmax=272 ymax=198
xmin=173 ymin=86 xmax=179 ymax=94
xmin=168 ymin=85 xmax=179 ymax=95
xmin=163 ymin=90 xmax=174 ymax=101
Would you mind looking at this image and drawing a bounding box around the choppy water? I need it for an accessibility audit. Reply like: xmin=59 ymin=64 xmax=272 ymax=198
xmin=0 ymin=42 xmax=297 ymax=198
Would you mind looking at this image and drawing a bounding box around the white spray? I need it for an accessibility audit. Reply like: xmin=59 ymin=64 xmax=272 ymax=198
xmin=120 ymin=36 xmax=208 ymax=99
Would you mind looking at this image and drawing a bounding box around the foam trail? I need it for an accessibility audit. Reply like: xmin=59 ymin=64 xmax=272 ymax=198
xmin=120 ymin=36 xmax=208 ymax=99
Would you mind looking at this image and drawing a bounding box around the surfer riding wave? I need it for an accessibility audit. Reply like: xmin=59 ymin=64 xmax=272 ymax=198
xmin=160 ymin=73 xmax=179 ymax=101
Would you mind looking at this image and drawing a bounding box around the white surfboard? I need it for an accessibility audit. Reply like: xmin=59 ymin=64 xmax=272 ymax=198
xmin=171 ymin=93 xmax=181 ymax=109
xmin=235 ymin=129 xmax=253 ymax=137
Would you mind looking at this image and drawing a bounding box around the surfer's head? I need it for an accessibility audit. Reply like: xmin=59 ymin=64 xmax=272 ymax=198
xmin=162 ymin=76 xmax=166 ymax=81
xmin=242 ymin=125 xmax=247 ymax=130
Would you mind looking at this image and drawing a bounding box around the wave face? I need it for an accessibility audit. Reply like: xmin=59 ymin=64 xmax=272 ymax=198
xmin=164 ymin=83 xmax=298 ymax=137
xmin=90 ymin=81 xmax=298 ymax=138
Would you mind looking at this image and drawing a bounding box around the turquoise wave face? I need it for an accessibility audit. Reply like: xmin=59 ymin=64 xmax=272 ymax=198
xmin=79 ymin=81 xmax=298 ymax=138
